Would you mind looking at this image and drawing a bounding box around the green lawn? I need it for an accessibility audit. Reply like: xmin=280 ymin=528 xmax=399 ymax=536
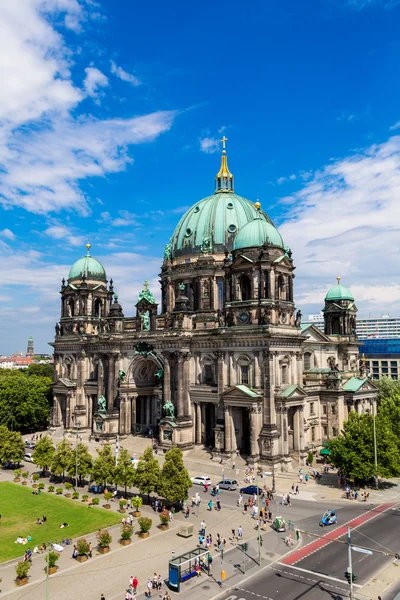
xmin=0 ymin=482 xmax=121 ymax=562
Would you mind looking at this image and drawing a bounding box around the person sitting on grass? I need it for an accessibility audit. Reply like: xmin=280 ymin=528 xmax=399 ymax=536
xmin=39 ymin=543 xmax=46 ymax=552
xmin=59 ymin=522 xmax=69 ymax=528
xmin=15 ymin=536 xmax=23 ymax=544
xmin=36 ymin=518 xmax=42 ymax=525
xmin=42 ymin=515 xmax=47 ymax=523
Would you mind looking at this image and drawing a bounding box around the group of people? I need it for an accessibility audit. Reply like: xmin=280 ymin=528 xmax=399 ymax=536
xmin=35 ymin=515 xmax=47 ymax=525
xmin=144 ymin=573 xmax=165 ymax=598
xmin=72 ymin=543 xmax=93 ymax=559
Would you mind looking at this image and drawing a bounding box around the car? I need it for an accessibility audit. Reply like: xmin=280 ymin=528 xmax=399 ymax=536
xmin=24 ymin=453 xmax=33 ymax=463
xmin=320 ymin=509 xmax=337 ymax=527
xmin=217 ymin=479 xmax=238 ymax=491
xmin=191 ymin=476 xmax=212 ymax=486
xmin=239 ymin=485 xmax=263 ymax=495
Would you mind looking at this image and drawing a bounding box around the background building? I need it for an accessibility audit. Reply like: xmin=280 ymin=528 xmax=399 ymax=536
xmin=51 ymin=144 xmax=377 ymax=469
xmin=304 ymin=313 xmax=400 ymax=339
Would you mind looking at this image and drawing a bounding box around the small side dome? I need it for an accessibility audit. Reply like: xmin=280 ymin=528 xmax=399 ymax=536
xmin=233 ymin=217 xmax=284 ymax=251
xmin=325 ymin=277 xmax=354 ymax=302
xmin=68 ymin=244 xmax=107 ymax=282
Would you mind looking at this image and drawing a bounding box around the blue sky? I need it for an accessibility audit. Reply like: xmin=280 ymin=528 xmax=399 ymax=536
xmin=1 ymin=0 xmax=400 ymax=353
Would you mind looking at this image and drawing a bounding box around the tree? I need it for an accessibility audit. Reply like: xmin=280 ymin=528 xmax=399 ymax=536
xmin=157 ymin=447 xmax=192 ymax=505
xmin=0 ymin=426 xmax=24 ymax=465
xmin=114 ymin=448 xmax=136 ymax=496
xmin=134 ymin=447 xmax=160 ymax=502
xmin=27 ymin=364 xmax=54 ymax=379
xmin=329 ymin=411 xmax=400 ymax=483
xmin=50 ymin=438 xmax=73 ymax=481
xmin=66 ymin=442 xmax=92 ymax=486
xmin=90 ymin=444 xmax=115 ymax=485
xmin=32 ymin=435 xmax=55 ymax=473
xmin=0 ymin=372 xmax=51 ymax=433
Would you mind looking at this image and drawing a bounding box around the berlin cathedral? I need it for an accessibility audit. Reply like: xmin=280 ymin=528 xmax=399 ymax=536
xmin=51 ymin=140 xmax=377 ymax=469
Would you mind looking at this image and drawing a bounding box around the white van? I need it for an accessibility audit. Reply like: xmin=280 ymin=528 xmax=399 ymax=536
xmin=24 ymin=453 xmax=33 ymax=463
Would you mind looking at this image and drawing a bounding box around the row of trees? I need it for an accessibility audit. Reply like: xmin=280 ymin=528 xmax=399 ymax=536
xmin=329 ymin=378 xmax=400 ymax=482
xmin=0 ymin=365 xmax=53 ymax=433
xmin=0 ymin=428 xmax=192 ymax=504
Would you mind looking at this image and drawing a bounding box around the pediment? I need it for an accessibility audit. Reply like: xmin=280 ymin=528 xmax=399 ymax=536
xmin=279 ymin=384 xmax=308 ymax=400
xmin=53 ymin=378 xmax=76 ymax=389
xmin=221 ymin=384 xmax=261 ymax=401
xmin=230 ymin=255 xmax=254 ymax=268
xmin=301 ymin=324 xmax=331 ymax=343
xmin=273 ymin=255 xmax=292 ymax=268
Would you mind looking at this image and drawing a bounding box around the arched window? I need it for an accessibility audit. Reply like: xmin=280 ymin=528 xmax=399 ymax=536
xmin=277 ymin=275 xmax=286 ymax=300
xmin=303 ymin=352 xmax=312 ymax=370
xmin=279 ymin=356 xmax=290 ymax=386
xmin=240 ymin=274 xmax=251 ymax=301
xmin=67 ymin=298 xmax=75 ymax=317
xmin=240 ymin=364 xmax=249 ymax=385
xmin=237 ymin=355 xmax=252 ymax=386
xmin=202 ymin=356 xmax=215 ymax=385
xmin=94 ymin=298 xmax=102 ymax=317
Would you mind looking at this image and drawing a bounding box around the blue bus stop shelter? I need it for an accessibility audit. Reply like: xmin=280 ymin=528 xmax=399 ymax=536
xmin=168 ymin=548 xmax=210 ymax=592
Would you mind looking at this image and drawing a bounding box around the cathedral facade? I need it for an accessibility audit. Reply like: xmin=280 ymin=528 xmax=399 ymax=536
xmin=51 ymin=143 xmax=377 ymax=469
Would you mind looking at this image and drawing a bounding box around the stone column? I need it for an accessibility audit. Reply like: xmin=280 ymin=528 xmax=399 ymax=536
xmin=145 ymin=396 xmax=151 ymax=425
xmin=107 ymin=355 xmax=115 ymax=411
xmin=97 ymin=358 xmax=104 ymax=401
xmin=176 ymin=354 xmax=185 ymax=417
xmin=217 ymin=351 xmax=225 ymax=396
xmin=228 ymin=352 xmax=233 ymax=387
xmin=299 ymin=405 xmax=305 ymax=451
xmin=182 ymin=353 xmax=191 ymax=416
xmin=263 ymin=351 xmax=277 ymax=425
xmin=162 ymin=353 xmax=171 ymax=403
xmin=224 ymin=405 xmax=234 ymax=452
xmin=249 ymin=406 xmax=261 ymax=458
xmin=282 ymin=407 xmax=289 ymax=456
xmin=201 ymin=403 xmax=206 ymax=442
xmin=254 ymin=352 xmax=261 ymax=389
xmin=131 ymin=394 xmax=137 ymax=431
xmin=195 ymin=402 xmax=202 ymax=444
xmin=269 ymin=268 xmax=276 ymax=300
xmin=293 ymin=407 xmax=300 ymax=451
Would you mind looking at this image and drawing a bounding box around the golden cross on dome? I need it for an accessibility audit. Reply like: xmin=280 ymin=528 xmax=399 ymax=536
xmin=143 ymin=280 xmax=149 ymax=291
xmin=220 ymin=136 xmax=228 ymax=152
xmin=337 ymin=276 xmax=341 ymax=283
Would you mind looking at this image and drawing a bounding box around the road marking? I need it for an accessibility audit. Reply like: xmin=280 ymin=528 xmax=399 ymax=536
xmin=275 ymin=562 xmax=362 ymax=587
xmin=281 ymin=501 xmax=397 ymax=565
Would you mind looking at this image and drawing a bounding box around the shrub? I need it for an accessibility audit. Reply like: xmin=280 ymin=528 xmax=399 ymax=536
xmin=121 ymin=523 xmax=134 ymax=541
xmin=307 ymin=451 xmax=314 ymax=466
xmin=38 ymin=482 xmax=45 ymax=491
xmin=14 ymin=469 xmax=21 ymax=478
xmin=46 ymin=551 xmax=60 ymax=569
xmin=119 ymin=499 xmax=127 ymax=510
xmin=48 ymin=485 xmax=55 ymax=492
xmin=159 ymin=509 xmax=169 ymax=527
xmin=138 ymin=516 xmax=152 ymax=534
xmin=132 ymin=496 xmax=143 ymax=511
xmin=32 ymin=473 xmax=40 ymax=482
xmin=104 ymin=491 xmax=113 ymax=503
xmin=97 ymin=529 xmax=112 ymax=548
xmin=82 ymin=494 xmax=88 ymax=502
xmin=56 ymin=488 xmax=63 ymax=495
xmin=22 ymin=472 xmax=29 ymax=480
xmin=16 ymin=561 xmax=30 ymax=580
xmin=76 ymin=538 xmax=90 ymax=556
xmin=92 ymin=497 xmax=100 ymax=505
xmin=65 ymin=482 xmax=73 ymax=491
xmin=72 ymin=492 xmax=79 ymax=500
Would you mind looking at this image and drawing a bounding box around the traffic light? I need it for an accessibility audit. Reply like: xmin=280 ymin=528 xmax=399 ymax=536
xmin=241 ymin=543 xmax=248 ymax=552
xmin=344 ymin=571 xmax=358 ymax=583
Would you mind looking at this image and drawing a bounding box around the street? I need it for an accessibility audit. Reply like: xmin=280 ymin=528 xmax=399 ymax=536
xmin=219 ymin=502 xmax=400 ymax=600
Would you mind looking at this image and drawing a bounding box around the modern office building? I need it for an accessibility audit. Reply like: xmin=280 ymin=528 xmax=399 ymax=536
xmin=361 ymin=338 xmax=400 ymax=380
xmin=304 ymin=314 xmax=400 ymax=339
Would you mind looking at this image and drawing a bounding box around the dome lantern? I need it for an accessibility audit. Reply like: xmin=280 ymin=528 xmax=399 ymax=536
xmin=215 ymin=136 xmax=234 ymax=193
xmin=68 ymin=244 xmax=107 ymax=283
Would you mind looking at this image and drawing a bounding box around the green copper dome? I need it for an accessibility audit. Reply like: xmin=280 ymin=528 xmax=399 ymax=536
xmin=233 ymin=216 xmax=284 ymax=251
xmin=68 ymin=245 xmax=107 ymax=282
xmin=326 ymin=279 xmax=354 ymax=302
xmin=169 ymin=193 xmax=274 ymax=258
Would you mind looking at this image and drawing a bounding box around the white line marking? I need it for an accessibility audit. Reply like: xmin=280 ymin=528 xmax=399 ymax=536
xmin=275 ymin=563 xmax=362 ymax=587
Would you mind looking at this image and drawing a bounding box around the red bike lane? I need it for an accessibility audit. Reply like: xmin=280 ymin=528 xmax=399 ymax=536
xmin=281 ymin=502 xmax=396 ymax=566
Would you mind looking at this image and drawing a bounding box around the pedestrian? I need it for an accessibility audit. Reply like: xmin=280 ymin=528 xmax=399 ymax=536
xmin=231 ymin=528 xmax=236 ymax=541
xmin=295 ymin=485 xmax=299 ymax=495
xmin=299 ymin=473 xmax=303 ymax=483
xmin=291 ymin=483 xmax=295 ymax=494
xmin=200 ymin=520 xmax=206 ymax=535
xmin=237 ymin=525 xmax=243 ymax=539
xmin=287 ymin=494 xmax=291 ymax=506
xmin=305 ymin=474 xmax=309 ymax=484
xmin=132 ymin=576 xmax=138 ymax=593
xmin=157 ymin=575 xmax=163 ymax=590
xmin=88 ymin=543 xmax=93 ymax=558
xmin=208 ymin=500 xmax=213 ymax=511
xmin=100 ymin=595 xmax=105 ymax=600
xmin=282 ymin=493 xmax=286 ymax=505
xmin=216 ymin=499 xmax=221 ymax=511
xmin=185 ymin=507 xmax=190 ymax=519
xmin=268 ymin=510 xmax=272 ymax=520
xmin=145 ymin=579 xmax=152 ymax=598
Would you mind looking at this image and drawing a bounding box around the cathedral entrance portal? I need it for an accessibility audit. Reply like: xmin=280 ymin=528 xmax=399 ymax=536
xmin=126 ymin=354 xmax=163 ymax=438
xmin=204 ymin=403 xmax=215 ymax=447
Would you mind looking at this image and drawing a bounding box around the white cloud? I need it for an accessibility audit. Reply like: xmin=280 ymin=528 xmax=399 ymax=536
xmin=83 ymin=67 xmax=109 ymax=98
xmin=110 ymin=61 xmax=141 ymax=86
xmin=345 ymin=0 xmax=400 ymax=8
xmin=44 ymin=225 xmax=86 ymax=247
xmin=200 ymin=137 xmax=219 ymax=154
xmin=277 ymin=176 xmax=287 ymax=185
xmin=0 ymin=228 xmax=15 ymax=240
xmin=280 ymin=134 xmax=400 ymax=317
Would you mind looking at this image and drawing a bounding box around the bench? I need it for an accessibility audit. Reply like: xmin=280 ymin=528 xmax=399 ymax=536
xmin=181 ymin=571 xmax=198 ymax=582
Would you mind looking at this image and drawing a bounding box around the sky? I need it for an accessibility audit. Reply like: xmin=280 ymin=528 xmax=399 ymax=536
xmin=1 ymin=0 xmax=400 ymax=353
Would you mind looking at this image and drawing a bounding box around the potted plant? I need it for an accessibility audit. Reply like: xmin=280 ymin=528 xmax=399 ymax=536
xmin=64 ymin=482 xmax=73 ymax=498
xmin=132 ymin=496 xmax=143 ymax=517
xmin=159 ymin=509 xmax=169 ymax=531
xmin=103 ymin=491 xmax=113 ymax=509
xmin=97 ymin=529 xmax=112 ymax=554
xmin=72 ymin=491 xmax=79 ymax=500
xmin=119 ymin=499 xmax=127 ymax=513
xmin=138 ymin=517 xmax=152 ymax=539
xmin=32 ymin=473 xmax=40 ymax=488
xmin=22 ymin=472 xmax=29 ymax=485
xmin=120 ymin=523 xmax=134 ymax=546
xmin=45 ymin=551 xmax=60 ymax=575
xmin=92 ymin=497 xmax=100 ymax=506
xmin=13 ymin=469 xmax=21 ymax=482
xmin=15 ymin=561 xmax=30 ymax=586
xmin=38 ymin=482 xmax=45 ymax=491
xmin=48 ymin=485 xmax=55 ymax=493
xmin=56 ymin=487 xmax=63 ymax=495
xmin=76 ymin=538 xmax=90 ymax=562
xmin=82 ymin=494 xmax=89 ymax=502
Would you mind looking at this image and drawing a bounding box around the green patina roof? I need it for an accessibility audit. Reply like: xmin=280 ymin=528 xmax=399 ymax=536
xmin=280 ymin=384 xmax=307 ymax=398
xmin=169 ymin=193 xmax=275 ymax=258
xmin=68 ymin=253 xmax=107 ymax=282
xmin=233 ymin=217 xmax=284 ymax=251
xmin=300 ymin=324 xmax=312 ymax=332
xmin=343 ymin=377 xmax=368 ymax=392
xmin=326 ymin=283 xmax=354 ymax=302
xmin=234 ymin=384 xmax=260 ymax=398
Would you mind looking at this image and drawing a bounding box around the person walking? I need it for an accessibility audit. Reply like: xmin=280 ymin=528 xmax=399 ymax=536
xmin=237 ymin=525 xmax=243 ymax=539
xmin=145 ymin=579 xmax=153 ymax=598
xmin=216 ymin=499 xmax=221 ymax=511
xmin=200 ymin=520 xmax=206 ymax=535
xmin=295 ymin=485 xmax=299 ymax=495
xmin=132 ymin=576 xmax=138 ymax=593
xmin=208 ymin=500 xmax=213 ymax=511
xmin=100 ymin=595 xmax=105 ymax=600
xmin=287 ymin=494 xmax=291 ymax=506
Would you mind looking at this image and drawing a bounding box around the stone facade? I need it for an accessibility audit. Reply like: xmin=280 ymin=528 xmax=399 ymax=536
xmin=51 ymin=149 xmax=378 ymax=469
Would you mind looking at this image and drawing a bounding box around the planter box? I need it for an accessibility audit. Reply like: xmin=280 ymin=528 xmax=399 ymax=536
xmin=15 ymin=577 xmax=28 ymax=586
xmin=133 ymin=511 xmax=141 ymax=518
xmin=13 ymin=478 xmax=20 ymax=482
xmin=32 ymin=484 xmax=38 ymax=488
xmin=103 ymin=504 xmax=111 ymax=510
xmin=159 ymin=524 xmax=169 ymax=531
xmin=98 ymin=546 xmax=110 ymax=554
xmin=47 ymin=566 xmax=57 ymax=575
xmin=118 ymin=508 xmax=126 ymax=513
xmin=139 ymin=532 xmax=149 ymax=539
xmin=120 ymin=539 xmax=131 ymax=546
xmin=64 ymin=493 xmax=71 ymax=498
xmin=22 ymin=481 xmax=27 ymax=485
xmin=76 ymin=555 xmax=88 ymax=563
xmin=178 ymin=524 xmax=194 ymax=538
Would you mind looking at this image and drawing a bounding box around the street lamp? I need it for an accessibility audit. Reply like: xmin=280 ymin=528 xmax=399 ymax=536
xmin=75 ymin=420 xmax=81 ymax=489
xmin=371 ymin=399 xmax=378 ymax=490
xmin=271 ymin=461 xmax=276 ymax=494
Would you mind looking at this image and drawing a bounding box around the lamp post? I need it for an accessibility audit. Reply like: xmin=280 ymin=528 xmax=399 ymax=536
xmin=75 ymin=420 xmax=81 ymax=489
xmin=271 ymin=461 xmax=276 ymax=494
xmin=256 ymin=470 xmax=261 ymax=566
xmin=371 ymin=399 xmax=378 ymax=490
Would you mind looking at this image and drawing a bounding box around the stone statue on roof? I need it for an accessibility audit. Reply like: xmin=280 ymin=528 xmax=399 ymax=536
xmin=98 ymin=395 xmax=107 ymax=412
xmin=162 ymin=399 xmax=175 ymax=419
xmin=137 ymin=280 xmax=156 ymax=304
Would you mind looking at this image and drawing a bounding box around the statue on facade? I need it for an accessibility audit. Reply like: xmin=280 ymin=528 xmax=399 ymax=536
xmin=295 ymin=309 xmax=302 ymax=327
xmin=55 ymin=323 xmax=60 ymax=336
xmin=141 ymin=313 xmax=150 ymax=331
xmin=98 ymin=395 xmax=107 ymax=412
xmin=217 ymin=309 xmax=225 ymax=326
xmin=260 ymin=307 xmax=272 ymax=325
xmin=155 ymin=368 xmax=164 ymax=384
xmin=162 ymin=399 xmax=175 ymax=419
xmin=200 ymin=235 xmax=211 ymax=254
xmin=163 ymin=241 xmax=172 ymax=261
xmin=327 ymin=356 xmax=339 ymax=371
xmin=226 ymin=309 xmax=235 ymax=326
xmin=119 ymin=369 xmax=126 ymax=382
